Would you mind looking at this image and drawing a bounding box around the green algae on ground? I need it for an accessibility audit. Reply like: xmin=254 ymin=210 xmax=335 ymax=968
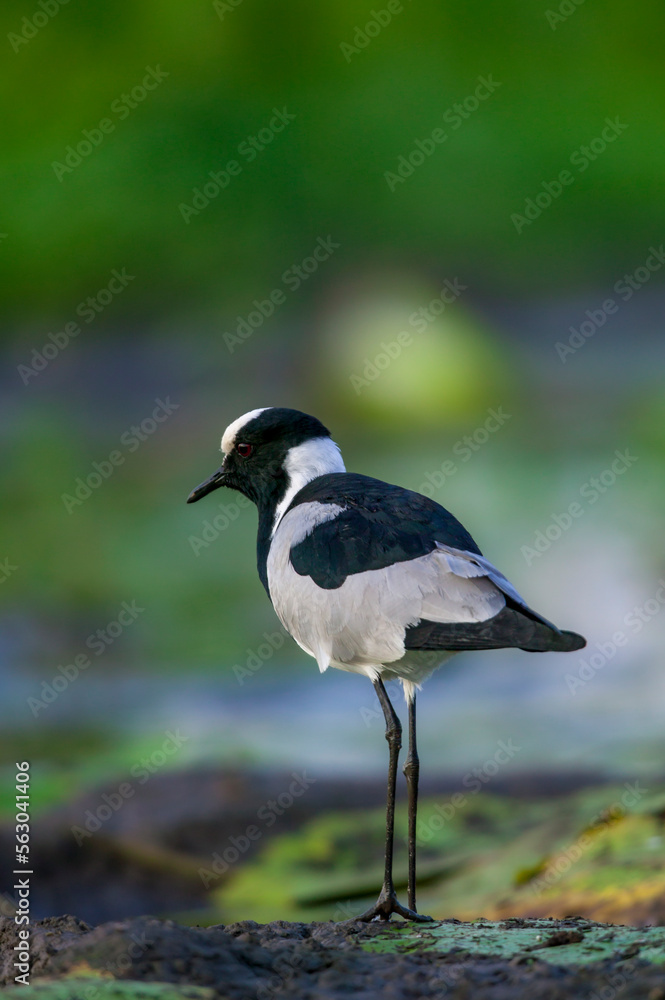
xmin=211 ymin=792 xmax=546 ymax=923
xmin=363 ymin=917 xmax=665 ymax=966
xmin=0 ymin=978 xmax=214 ymax=1000
xmin=205 ymin=784 xmax=665 ymax=926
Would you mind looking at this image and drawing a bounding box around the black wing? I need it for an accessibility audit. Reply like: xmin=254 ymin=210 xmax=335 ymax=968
xmin=286 ymin=473 xmax=481 ymax=590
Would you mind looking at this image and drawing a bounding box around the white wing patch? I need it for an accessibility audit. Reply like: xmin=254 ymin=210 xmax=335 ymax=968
xmin=267 ymin=504 xmax=510 ymax=677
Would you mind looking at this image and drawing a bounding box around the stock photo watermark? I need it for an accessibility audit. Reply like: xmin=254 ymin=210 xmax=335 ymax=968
xmin=417 ymin=406 xmax=511 ymax=497
xmin=97 ymin=929 xmax=156 ymax=982
xmin=588 ymin=963 xmax=640 ymax=1000
xmin=384 ymin=76 xmax=501 ymax=191
xmin=565 ymin=580 xmax=665 ymax=695
xmin=61 ymin=397 xmax=179 ymax=512
xmin=414 ymin=739 xmax=521 ymax=846
xmin=52 ymin=67 xmax=169 ymax=181
xmin=555 ymin=244 xmax=665 ymax=362
xmin=545 ymin=0 xmax=586 ymax=30
xmin=70 ymin=730 xmax=190 ymax=844
xmin=17 ymin=267 xmax=135 ymax=384
xmin=349 ymin=277 xmax=466 ymax=392
xmin=0 ymin=558 xmax=18 ymax=584
xmin=232 ymin=630 xmax=287 ymax=685
xmin=213 ymin=0 xmax=245 ymax=19
xmin=223 ymin=235 xmax=340 ymax=352
xmin=359 ymin=679 xmax=403 ymax=727
xmin=339 ymin=1 xmax=413 ymax=62
xmin=189 ymin=495 xmax=252 ymax=554
xmin=520 ymin=449 xmax=637 ymax=565
xmin=529 ymin=781 xmax=648 ymax=895
xmin=256 ymin=957 xmax=305 ymax=1000
xmin=511 ymin=117 xmax=629 ymax=234
xmin=12 ymin=762 xmax=31 ymax=985
xmin=27 ymin=600 xmax=144 ymax=716
xmin=179 ymin=107 xmax=296 ymax=223
xmin=198 ymin=771 xmax=317 ymax=887
xmin=8 ymin=0 xmax=70 ymax=53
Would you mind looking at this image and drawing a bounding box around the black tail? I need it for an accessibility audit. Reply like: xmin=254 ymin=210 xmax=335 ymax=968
xmin=404 ymin=607 xmax=586 ymax=653
xmin=529 ymin=627 xmax=586 ymax=653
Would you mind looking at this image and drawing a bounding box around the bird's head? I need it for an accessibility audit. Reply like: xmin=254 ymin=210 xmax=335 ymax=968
xmin=186 ymin=407 xmax=345 ymax=516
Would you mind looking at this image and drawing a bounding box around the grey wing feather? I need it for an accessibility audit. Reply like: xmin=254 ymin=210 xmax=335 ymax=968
xmin=437 ymin=544 xmax=560 ymax=631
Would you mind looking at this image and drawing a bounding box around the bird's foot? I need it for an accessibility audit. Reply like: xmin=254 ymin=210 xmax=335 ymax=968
xmin=345 ymin=885 xmax=434 ymax=923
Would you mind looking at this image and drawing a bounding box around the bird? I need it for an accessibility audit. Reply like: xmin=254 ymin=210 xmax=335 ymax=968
xmin=186 ymin=406 xmax=586 ymax=922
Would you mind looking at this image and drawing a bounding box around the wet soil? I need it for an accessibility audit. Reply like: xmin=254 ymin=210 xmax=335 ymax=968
xmin=2 ymin=913 xmax=665 ymax=999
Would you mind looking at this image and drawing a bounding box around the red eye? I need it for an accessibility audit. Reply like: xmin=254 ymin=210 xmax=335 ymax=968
xmin=237 ymin=442 xmax=253 ymax=458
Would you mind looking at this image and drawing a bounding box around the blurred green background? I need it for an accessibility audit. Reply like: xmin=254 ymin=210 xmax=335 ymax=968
xmin=2 ymin=0 xmax=665 ymax=926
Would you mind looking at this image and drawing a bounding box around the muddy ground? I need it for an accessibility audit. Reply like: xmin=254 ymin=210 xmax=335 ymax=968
xmin=2 ymin=913 xmax=665 ymax=999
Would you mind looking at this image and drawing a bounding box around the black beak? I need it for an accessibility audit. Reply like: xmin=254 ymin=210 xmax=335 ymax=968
xmin=186 ymin=466 xmax=229 ymax=503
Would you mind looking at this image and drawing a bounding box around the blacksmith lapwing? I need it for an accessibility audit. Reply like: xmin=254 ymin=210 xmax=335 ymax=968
xmin=187 ymin=407 xmax=586 ymax=922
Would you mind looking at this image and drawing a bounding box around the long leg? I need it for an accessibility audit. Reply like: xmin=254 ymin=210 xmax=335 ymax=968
xmin=402 ymin=692 xmax=419 ymax=911
xmin=351 ymin=679 xmax=432 ymax=923
xmin=376 ymin=678 xmax=401 ymax=900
